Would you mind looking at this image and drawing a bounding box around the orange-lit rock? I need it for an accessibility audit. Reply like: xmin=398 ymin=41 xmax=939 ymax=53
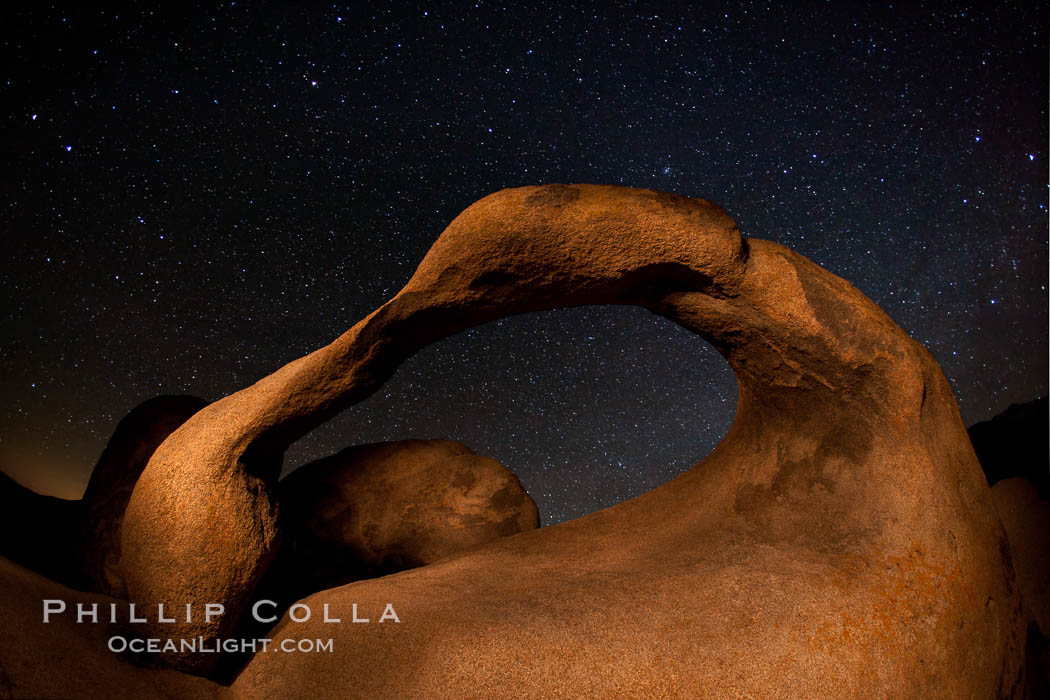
xmin=122 ymin=184 xmax=1025 ymax=694
xmin=78 ymin=395 xmax=207 ymax=598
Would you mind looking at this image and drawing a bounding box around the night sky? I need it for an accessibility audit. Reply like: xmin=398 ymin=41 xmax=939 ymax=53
xmin=1 ymin=3 xmax=1046 ymax=525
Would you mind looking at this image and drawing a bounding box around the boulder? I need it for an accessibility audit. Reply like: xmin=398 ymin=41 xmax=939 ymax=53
xmin=122 ymin=184 xmax=1025 ymax=694
xmin=275 ymin=439 xmax=539 ymax=599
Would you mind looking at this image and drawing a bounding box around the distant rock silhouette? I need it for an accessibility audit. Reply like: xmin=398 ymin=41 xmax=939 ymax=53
xmin=119 ymin=184 xmax=1026 ymax=694
xmin=0 ymin=395 xmax=206 ymax=597
xmin=77 ymin=395 xmax=207 ymax=598
xmin=274 ymin=439 xmax=539 ymax=600
xmin=0 ymin=470 xmax=83 ymax=588
xmin=969 ymin=396 xmax=1049 ymax=499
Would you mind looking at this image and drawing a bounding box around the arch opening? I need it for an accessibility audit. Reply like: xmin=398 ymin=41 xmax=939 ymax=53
xmin=282 ymin=304 xmax=737 ymax=525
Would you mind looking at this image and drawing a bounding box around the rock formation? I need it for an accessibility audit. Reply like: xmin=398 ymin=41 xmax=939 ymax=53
xmin=0 ymin=470 xmax=84 ymax=589
xmin=78 ymin=395 xmax=208 ymax=598
xmin=970 ymin=398 xmax=1049 ymax=695
xmin=991 ymin=477 xmax=1050 ymax=694
xmin=274 ymin=439 xmax=539 ymax=600
xmin=969 ymin=396 xmax=1049 ymax=499
xmin=120 ymin=184 xmax=1026 ymax=694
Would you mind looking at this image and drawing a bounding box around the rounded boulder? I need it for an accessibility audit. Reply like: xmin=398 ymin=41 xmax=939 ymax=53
xmin=276 ymin=439 xmax=539 ymax=595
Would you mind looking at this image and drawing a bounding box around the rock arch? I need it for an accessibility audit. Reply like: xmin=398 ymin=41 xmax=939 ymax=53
xmin=121 ymin=184 xmax=1024 ymax=694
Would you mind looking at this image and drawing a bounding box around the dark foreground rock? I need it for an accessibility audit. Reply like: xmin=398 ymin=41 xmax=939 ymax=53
xmin=991 ymin=477 xmax=1050 ymax=696
xmin=968 ymin=396 xmax=1049 ymax=499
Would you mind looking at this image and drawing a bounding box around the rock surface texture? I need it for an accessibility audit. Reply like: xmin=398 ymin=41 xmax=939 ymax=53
xmin=0 ymin=556 xmax=225 ymax=700
xmin=274 ymin=439 xmax=539 ymax=599
xmin=78 ymin=395 xmax=208 ymax=598
xmin=121 ymin=184 xmax=1026 ymax=694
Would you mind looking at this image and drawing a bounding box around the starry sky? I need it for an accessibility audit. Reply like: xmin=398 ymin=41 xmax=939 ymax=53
xmin=1 ymin=2 xmax=1046 ymax=524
